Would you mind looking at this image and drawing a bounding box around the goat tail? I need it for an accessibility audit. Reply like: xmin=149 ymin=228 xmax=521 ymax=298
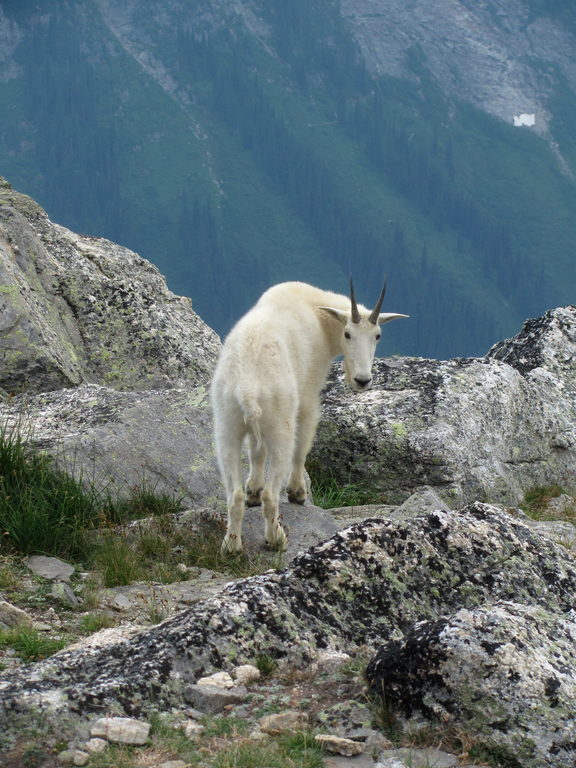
xmin=241 ymin=397 xmax=263 ymax=450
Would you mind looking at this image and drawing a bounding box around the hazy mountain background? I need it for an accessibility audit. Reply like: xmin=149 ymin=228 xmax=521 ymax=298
xmin=1 ymin=0 xmax=575 ymax=358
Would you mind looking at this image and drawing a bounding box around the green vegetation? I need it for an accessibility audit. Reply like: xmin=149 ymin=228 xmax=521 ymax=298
xmin=0 ymin=425 xmax=281 ymax=588
xmin=254 ymin=652 xmax=280 ymax=678
xmin=307 ymin=460 xmax=383 ymax=509
xmin=0 ymin=625 xmax=67 ymax=662
xmin=521 ymin=485 xmax=576 ymax=521
xmin=0 ymin=425 xmax=102 ymax=559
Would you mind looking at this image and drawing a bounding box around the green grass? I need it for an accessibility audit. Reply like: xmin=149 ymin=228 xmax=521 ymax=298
xmin=79 ymin=612 xmax=117 ymax=635
xmin=213 ymin=730 xmax=323 ymax=768
xmin=307 ymin=461 xmax=383 ymax=509
xmin=521 ymin=485 xmax=575 ymax=521
xmin=0 ymin=626 xmax=67 ymax=661
xmin=0 ymin=425 xmax=102 ymax=559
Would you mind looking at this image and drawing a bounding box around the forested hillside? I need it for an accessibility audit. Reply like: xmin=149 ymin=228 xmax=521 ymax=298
xmin=1 ymin=0 xmax=576 ymax=357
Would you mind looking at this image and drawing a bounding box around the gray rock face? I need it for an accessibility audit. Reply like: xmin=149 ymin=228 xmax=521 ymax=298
xmin=0 ymin=177 xmax=220 ymax=394
xmin=0 ymin=383 xmax=219 ymax=504
xmin=311 ymin=306 xmax=576 ymax=507
xmin=366 ymin=602 xmax=576 ymax=767
xmin=341 ymin=0 xmax=576 ymax=134
xmin=1 ymin=502 xmax=575 ymax=768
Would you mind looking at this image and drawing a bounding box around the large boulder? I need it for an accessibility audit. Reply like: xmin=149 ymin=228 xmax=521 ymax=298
xmin=1 ymin=502 xmax=576 ymax=768
xmin=311 ymin=306 xmax=576 ymax=507
xmin=0 ymin=177 xmax=220 ymax=394
xmin=0 ymin=383 xmax=219 ymax=504
xmin=366 ymin=602 xmax=576 ymax=767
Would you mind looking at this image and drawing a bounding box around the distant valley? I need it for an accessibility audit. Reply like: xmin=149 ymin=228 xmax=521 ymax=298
xmin=1 ymin=0 xmax=576 ymax=357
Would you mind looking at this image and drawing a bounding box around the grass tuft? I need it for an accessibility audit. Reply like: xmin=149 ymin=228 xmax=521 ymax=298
xmin=0 ymin=425 xmax=101 ymax=559
xmin=307 ymin=461 xmax=382 ymax=509
xmin=0 ymin=625 xmax=67 ymax=661
xmin=521 ymin=484 xmax=575 ymax=521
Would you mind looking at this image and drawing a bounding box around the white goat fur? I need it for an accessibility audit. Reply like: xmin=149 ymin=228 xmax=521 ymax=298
xmin=211 ymin=281 xmax=407 ymax=553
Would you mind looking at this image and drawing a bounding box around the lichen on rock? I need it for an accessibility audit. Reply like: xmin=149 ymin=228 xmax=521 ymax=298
xmin=1 ymin=502 xmax=575 ymax=768
xmin=0 ymin=176 xmax=220 ymax=394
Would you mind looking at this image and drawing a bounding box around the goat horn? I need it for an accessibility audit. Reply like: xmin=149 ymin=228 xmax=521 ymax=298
xmin=350 ymin=278 xmax=361 ymax=324
xmin=368 ymin=279 xmax=387 ymax=325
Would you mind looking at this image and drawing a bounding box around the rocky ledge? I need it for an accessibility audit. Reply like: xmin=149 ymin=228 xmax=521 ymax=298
xmin=1 ymin=502 xmax=575 ymax=767
xmin=312 ymin=305 xmax=576 ymax=507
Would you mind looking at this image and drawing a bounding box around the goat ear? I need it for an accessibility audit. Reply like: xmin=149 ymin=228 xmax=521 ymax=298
xmin=378 ymin=312 xmax=410 ymax=325
xmin=319 ymin=306 xmax=349 ymax=324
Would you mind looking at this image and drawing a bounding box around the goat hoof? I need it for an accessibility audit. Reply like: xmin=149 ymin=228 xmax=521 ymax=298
xmin=246 ymin=487 xmax=263 ymax=507
xmin=221 ymin=535 xmax=243 ymax=555
xmin=265 ymin=527 xmax=288 ymax=552
xmin=287 ymin=487 xmax=306 ymax=505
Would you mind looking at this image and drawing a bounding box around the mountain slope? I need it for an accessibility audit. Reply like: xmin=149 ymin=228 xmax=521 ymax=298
xmin=1 ymin=0 xmax=575 ymax=357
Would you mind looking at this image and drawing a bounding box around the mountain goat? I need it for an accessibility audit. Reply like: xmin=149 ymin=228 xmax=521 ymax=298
xmin=211 ymin=280 xmax=408 ymax=553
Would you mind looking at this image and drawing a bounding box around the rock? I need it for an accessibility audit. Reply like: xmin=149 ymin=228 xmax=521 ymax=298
xmin=158 ymin=762 xmax=189 ymax=768
xmin=83 ymin=738 xmax=107 ymax=754
xmin=50 ymin=583 xmax=80 ymax=607
xmin=0 ymin=181 xmax=220 ymax=395
xmin=24 ymin=555 xmax=74 ymax=582
xmin=72 ymin=751 xmax=90 ymax=766
xmin=90 ymin=716 xmax=150 ymax=745
xmin=377 ymin=748 xmax=461 ymax=767
xmin=315 ymin=734 xmax=364 ymax=756
xmin=523 ymin=519 xmax=576 ymax=553
xmin=0 ymin=384 xmax=220 ymax=505
xmin=0 ymin=601 xmax=33 ymax=629
xmin=316 ymin=700 xmax=372 ymax=737
xmin=180 ymin=721 xmax=205 ymax=740
xmin=196 ymin=671 xmax=234 ymax=689
xmin=397 ymin=486 xmax=448 ymax=516
xmin=312 ymin=307 xmax=576 ymax=507
xmin=314 ymin=651 xmax=351 ymax=675
xmin=366 ymin=602 xmax=576 ymax=768
xmin=238 ymin=500 xmax=340 ymax=558
xmin=259 ymin=710 xmax=309 ymax=734
xmin=2 ymin=502 xmax=576 ymax=766
xmin=183 ymin=684 xmax=247 ymax=714
xmin=544 ymin=494 xmax=576 ymax=518
xmin=325 ymin=756 xmax=375 ymax=768
xmin=232 ymin=664 xmax=261 ymax=686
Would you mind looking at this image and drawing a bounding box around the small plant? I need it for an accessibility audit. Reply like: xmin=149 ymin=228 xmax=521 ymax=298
xmin=0 ymin=557 xmax=21 ymax=592
xmin=254 ymin=652 xmax=279 ymax=678
xmin=201 ymin=715 xmax=249 ymax=739
xmin=22 ymin=744 xmax=47 ymax=768
xmin=522 ymin=484 xmax=565 ymax=518
xmin=468 ymin=740 xmax=525 ymax=768
xmin=80 ymin=611 xmax=117 ymax=634
xmin=306 ymin=460 xmax=382 ymax=509
xmin=0 ymin=625 xmax=67 ymax=661
xmin=371 ymin=683 xmax=403 ymax=745
xmin=90 ymin=531 xmax=143 ymax=587
xmin=212 ymin=729 xmax=323 ymax=768
xmin=0 ymin=425 xmax=101 ymax=559
xmin=105 ymin=481 xmax=184 ymax=524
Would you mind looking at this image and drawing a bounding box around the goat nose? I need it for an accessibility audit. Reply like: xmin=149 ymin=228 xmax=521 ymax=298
xmin=354 ymin=376 xmax=372 ymax=388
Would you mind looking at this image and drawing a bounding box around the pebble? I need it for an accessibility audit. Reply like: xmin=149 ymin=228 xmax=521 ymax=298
xmin=91 ymin=716 xmax=150 ymax=745
xmin=315 ymin=733 xmax=364 ymax=756
xmin=259 ymin=710 xmax=309 ymax=734
xmin=196 ymin=671 xmax=234 ymax=688
xmin=232 ymin=663 xmax=261 ymax=685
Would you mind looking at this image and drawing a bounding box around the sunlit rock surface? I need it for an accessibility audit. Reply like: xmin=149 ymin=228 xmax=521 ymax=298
xmin=0 ymin=176 xmax=220 ymax=394
xmin=312 ymin=306 xmax=576 ymax=507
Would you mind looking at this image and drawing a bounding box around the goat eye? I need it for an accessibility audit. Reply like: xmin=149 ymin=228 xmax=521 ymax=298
xmin=344 ymin=331 xmax=351 ymax=340
xmin=375 ymin=334 xmax=381 ymax=341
